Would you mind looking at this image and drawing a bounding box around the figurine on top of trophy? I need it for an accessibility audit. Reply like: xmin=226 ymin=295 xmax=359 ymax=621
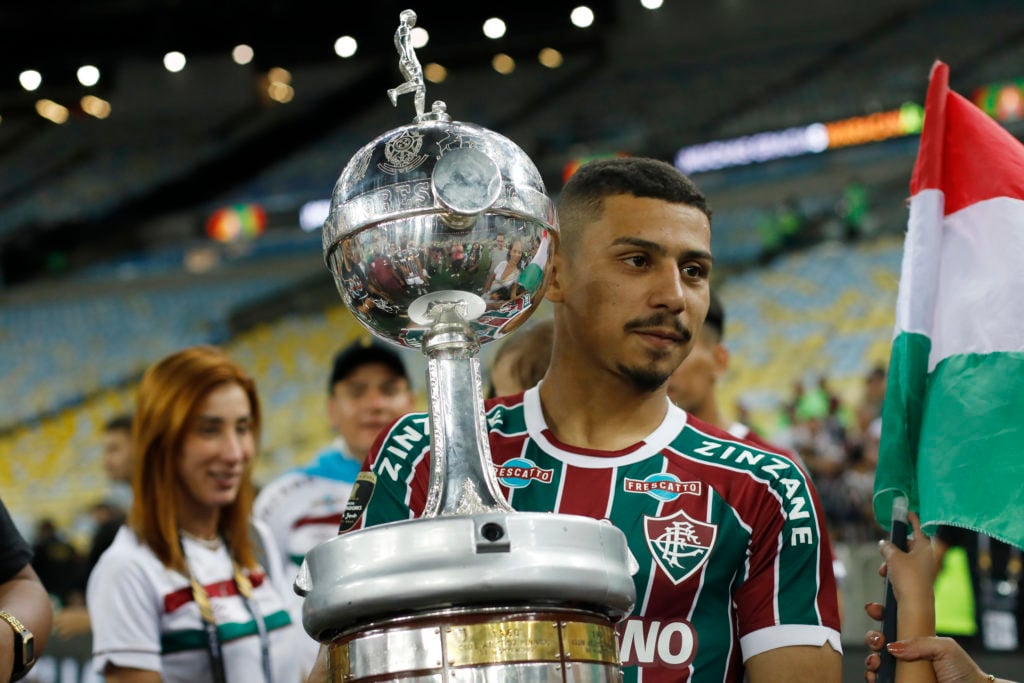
xmin=386 ymin=9 xmax=425 ymax=117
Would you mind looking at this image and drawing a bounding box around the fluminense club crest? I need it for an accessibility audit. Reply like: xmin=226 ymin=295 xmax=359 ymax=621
xmin=644 ymin=510 xmax=717 ymax=585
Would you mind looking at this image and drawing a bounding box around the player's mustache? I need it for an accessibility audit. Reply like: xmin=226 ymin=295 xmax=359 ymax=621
xmin=623 ymin=314 xmax=691 ymax=341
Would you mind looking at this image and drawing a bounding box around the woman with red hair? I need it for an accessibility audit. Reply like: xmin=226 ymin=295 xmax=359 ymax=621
xmin=87 ymin=345 xmax=299 ymax=682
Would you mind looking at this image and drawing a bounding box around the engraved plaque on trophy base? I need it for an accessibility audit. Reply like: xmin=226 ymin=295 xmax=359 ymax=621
xmin=327 ymin=607 xmax=623 ymax=683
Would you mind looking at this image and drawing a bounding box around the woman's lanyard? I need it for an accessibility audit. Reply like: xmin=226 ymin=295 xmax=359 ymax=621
xmin=180 ymin=538 xmax=273 ymax=683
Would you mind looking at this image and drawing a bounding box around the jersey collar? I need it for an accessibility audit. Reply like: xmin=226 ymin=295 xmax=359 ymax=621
xmin=523 ymin=384 xmax=689 ymax=468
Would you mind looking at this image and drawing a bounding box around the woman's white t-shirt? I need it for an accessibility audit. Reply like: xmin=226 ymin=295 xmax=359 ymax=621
xmin=87 ymin=522 xmax=301 ymax=682
xmin=487 ymin=260 xmax=520 ymax=294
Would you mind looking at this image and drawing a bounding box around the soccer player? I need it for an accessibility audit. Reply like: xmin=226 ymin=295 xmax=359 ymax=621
xmin=338 ymin=157 xmax=842 ymax=682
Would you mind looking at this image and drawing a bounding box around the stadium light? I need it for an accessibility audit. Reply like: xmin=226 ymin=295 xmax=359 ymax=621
xmin=483 ymin=18 xmax=507 ymax=39
xmin=538 ymin=48 xmax=563 ymax=68
xmin=570 ymin=6 xmax=595 ymax=28
xmin=36 ymin=99 xmax=69 ymax=124
xmin=81 ymin=95 xmax=111 ymax=119
xmin=424 ymin=63 xmax=447 ymax=83
xmin=77 ymin=65 xmax=100 ymax=87
xmin=19 ymin=70 xmax=42 ymax=91
xmin=492 ymin=53 xmax=515 ymax=75
xmin=163 ymin=52 xmax=187 ymax=73
xmin=334 ymin=36 xmax=358 ymax=58
xmin=232 ymin=44 xmax=255 ymax=65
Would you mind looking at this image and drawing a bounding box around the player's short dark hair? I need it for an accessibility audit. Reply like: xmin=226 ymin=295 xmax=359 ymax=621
xmin=557 ymin=157 xmax=711 ymax=256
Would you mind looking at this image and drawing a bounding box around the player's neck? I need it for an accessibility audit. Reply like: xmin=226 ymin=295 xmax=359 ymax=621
xmin=539 ymin=365 xmax=670 ymax=452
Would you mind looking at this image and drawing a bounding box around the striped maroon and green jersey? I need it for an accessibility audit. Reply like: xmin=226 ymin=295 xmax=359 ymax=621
xmin=347 ymin=387 xmax=842 ymax=682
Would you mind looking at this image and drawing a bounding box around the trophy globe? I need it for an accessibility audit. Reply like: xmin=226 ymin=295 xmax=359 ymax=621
xmin=300 ymin=11 xmax=636 ymax=683
xmin=322 ymin=100 xmax=555 ymax=349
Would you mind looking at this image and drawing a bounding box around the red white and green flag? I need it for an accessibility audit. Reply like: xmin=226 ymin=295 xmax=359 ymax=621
xmin=873 ymin=61 xmax=1024 ymax=548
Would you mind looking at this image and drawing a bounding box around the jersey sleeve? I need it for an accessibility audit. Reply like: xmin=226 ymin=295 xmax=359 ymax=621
xmin=87 ymin=541 xmax=164 ymax=674
xmin=342 ymin=412 xmax=431 ymax=533
xmin=733 ymin=453 xmax=843 ymax=661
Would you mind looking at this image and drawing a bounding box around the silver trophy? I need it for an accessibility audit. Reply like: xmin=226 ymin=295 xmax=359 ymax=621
xmin=297 ymin=11 xmax=636 ymax=682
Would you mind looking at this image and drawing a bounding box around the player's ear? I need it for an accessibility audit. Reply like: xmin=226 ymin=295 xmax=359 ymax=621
xmin=543 ymin=252 xmax=566 ymax=304
xmin=712 ymin=343 xmax=729 ymax=376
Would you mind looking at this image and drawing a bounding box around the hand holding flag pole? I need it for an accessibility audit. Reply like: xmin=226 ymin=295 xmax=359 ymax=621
xmin=877 ymin=495 xmax=909 ymax=683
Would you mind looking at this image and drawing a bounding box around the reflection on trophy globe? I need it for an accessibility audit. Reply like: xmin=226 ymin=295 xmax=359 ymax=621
xmin=322 ymin=99 xmax=557 ymax=348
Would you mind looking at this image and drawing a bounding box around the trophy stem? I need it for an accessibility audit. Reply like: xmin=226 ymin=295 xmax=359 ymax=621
xmin=421 ymin=303 xmax=514 ymax=517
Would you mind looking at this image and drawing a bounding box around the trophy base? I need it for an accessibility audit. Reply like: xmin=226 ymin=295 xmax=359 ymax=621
xmin=327 ymin=606 xmax=623 ymax=682
xmin=299 ymin=512 xmax=636 ymax=641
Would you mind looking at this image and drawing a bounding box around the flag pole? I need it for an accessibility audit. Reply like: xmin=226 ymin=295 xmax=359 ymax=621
xmin=877 ymin=495 xmax=910 ymax=683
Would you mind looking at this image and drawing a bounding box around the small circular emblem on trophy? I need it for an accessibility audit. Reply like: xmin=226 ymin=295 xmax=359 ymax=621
xmin=432 ymin=147 xmax=503 ymax=222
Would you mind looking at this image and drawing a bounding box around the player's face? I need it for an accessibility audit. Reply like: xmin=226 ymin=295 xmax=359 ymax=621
xmin=328 ymin=363 xmax=416 ymax=461
xmin=549 ymin=194 xmax=712 ymax=392
xmin=666 ymin=328 xmax=724 ymax=413
xmin=177 ymin=383 xmax=254 ymax=520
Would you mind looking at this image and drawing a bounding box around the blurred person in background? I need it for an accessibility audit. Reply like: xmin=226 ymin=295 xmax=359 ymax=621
xmin=253 ymin=337 xmax=415 ymax=672
xmin=100 ymin=413 xmax=135 ymax=511
xmin=837 ymin=176 xmax=870 ymax=242
xmin=1 ymin=497 xmax=52 ymax=683
xmin=779 ymin=379 xmax=850 ymax=531
xmin=29 ymin=518 xmax=81 ymax=610
xmin=54 ymin=413 xmax=135 ymax=638
xmin=87 ymin=345 xmax=298 ymax=683
xmin=854 ymin=364 xmax=888 ymax=440
xmin=486 ymin=318 xmax=554 ymax=398
xmin=487 ymin=233 xmax=507 ymax=271
xmin=666 ymin=289 xmax=793 ymax=455
xmin=833 ymin=416 xmax=881 ymax=543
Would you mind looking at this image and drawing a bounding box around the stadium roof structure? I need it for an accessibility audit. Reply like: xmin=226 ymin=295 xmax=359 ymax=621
xmin=0 ymin=0 xmax=1021 ymax=286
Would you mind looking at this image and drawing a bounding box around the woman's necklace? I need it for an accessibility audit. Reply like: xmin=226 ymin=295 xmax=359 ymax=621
xmin=179 ymin=528 xmax=223 ymax=551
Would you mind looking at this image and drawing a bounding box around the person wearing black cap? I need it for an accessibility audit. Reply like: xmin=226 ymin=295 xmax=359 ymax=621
xmin=253 ymin=337 xmax=415 ymax=672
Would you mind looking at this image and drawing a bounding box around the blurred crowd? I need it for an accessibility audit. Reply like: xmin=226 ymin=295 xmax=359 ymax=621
xmin=754 ymin=365 xmax=889 ymax=545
